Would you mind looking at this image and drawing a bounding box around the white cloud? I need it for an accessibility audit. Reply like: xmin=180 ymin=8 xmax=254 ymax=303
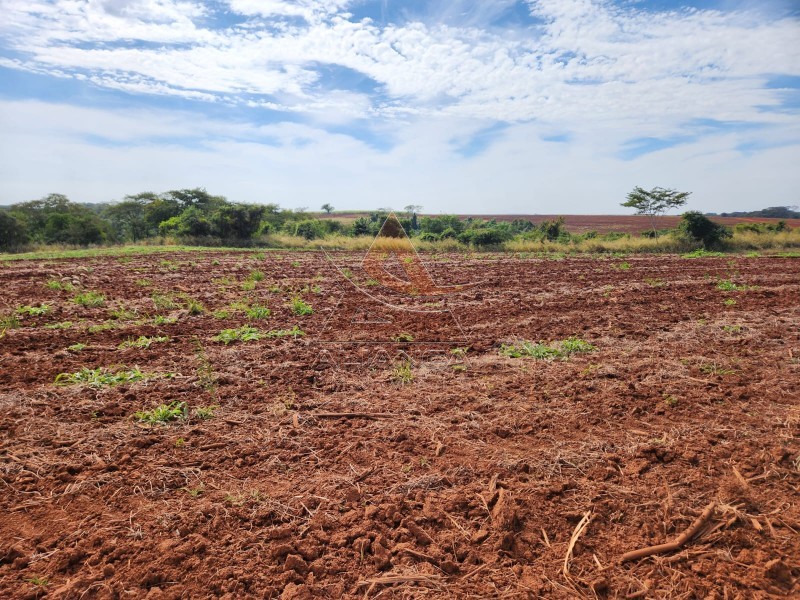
xmin=0 ymin=1 xmax=798 ymax=212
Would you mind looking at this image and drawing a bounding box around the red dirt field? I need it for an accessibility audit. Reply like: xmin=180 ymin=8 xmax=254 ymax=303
xmin=0 ymin=250 xmax=798 ymax=599
xmin=321 ymin=213 xmax=800 ymax=234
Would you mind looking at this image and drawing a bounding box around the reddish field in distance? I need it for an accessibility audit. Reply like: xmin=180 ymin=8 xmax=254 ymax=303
xmin=0 ymin=251 xmax=798 ymax=598
xmin=322 ymin=213 xmax=800 ymax=234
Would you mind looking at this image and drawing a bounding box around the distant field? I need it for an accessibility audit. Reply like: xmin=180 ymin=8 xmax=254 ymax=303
xmin=319 ymin=213 xmax=800 ymax=234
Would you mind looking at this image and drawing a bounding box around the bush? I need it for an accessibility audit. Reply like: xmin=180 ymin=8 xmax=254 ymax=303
xmin=0 ymin=212 xmax=28 ymax=251
xmin=680 ymin=211 xmax=732 ymax=249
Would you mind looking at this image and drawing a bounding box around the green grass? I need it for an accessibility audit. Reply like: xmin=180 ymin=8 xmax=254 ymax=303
xmin=118 ymin=335 xmax=169 ymax=349
xmin=108 ymin=306 xmax=139 ymax=320
xmin=717 ymin=279 xmax=741 ymax=291
xmin=699 ymin=363 xmax=736 ymax=376
xmin=73 ymin=291 xmax=105 ymax=307
xmin=135 ymin=401 xmax=186 ymax=424
xmin=44 ymin=320 xmax=73 ymax=330
xmin=0 ymin=313 xmax=21 ymax=329
xmin=46 ymin=279 xmax=71 ymax=290
xmin=393 ymin=332 xmax=415 ymax=342
xmin=213 ymin=325 xmax=262 ymax=344
xmin=135 ymin=279 xmax=153 ymax=287
xmin=264 ymin=326 xmax=305 ymax=338
xmin=682 ymin=249 xmax=726 ymax=258
xmin=181 ymin=295 xmax=206 ymax=315
xmin=290 ymin=297 xmax=313 ymax=316
xmin=194 ymin=405 xmax=219 ymax=420
xmin=501 ymin=337 xmax=595 ymax=360
xmin=245 ymin=304 xmax=271 ymax=320
xmin=724 ymin=298 xmax=737 ymax=306
xmin=152 ymin=315 xmax=178 ymax=325
xmin=67 ymin=342 xmax=88 ymax=352
xmin=392 ymin=360 xmax=414 ymax=384
xmin=55 ymin=366 xmax=150 ymax=387
xmin=248 ymin=270 xmax=265 ymax=281
xmin=17 ymin=304 xmax=50 ymax=316
xmin=151 ymin=292 xmax=178 ymax=311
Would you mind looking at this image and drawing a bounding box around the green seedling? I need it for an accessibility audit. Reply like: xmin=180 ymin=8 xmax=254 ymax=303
xmin=44 ymin=321 xmax=72 ymax=330
xmin=17 ymin=304 xmax=50 ymax=316
xmin=0 ymin=314 xmax=21 ymax=329
xmin=213 ymin=326 xmax=262 ymax=344
xmin=55 ymin=367 xmax=149 ymax=387
xmin=724 ymin=298 xmax=737 ymax=306
xmin=67 ymin=343 xmax=87 ymax=352
xmin=717 ymin=280 xmax=740 ymax=291
xmin=248 ymin=270 xmax=265 ymax=282
xmin=393 ymin=332 xmax=414 ymax=343
xmin=501 ymin=337 xmax=595 ymax=360
xmin=265 ymin=326 xmax=305 ymax=338
xmin=135 ymin=279 xmax=152 ymax=287
xmin=73 ymin=291 xmax=105 ymax=307
xmin=245 ymin=304 xmax=271 ymax=320
xmin=290 ymin=298 xmax=313 ymax=316
xmin=194 ymin=405 xmax=219 ymax=420
xmin=392 ymin=360 xmax=414 ymax=385
xmin=152 ymin=315 xmax=177 ymax=325
xmin=151 ymin=292 xmax=177 ymax=311
xmin=118 ymin=335 xmax=169 ymax=350
xmin=135 ymin=401 xmax=187 ymax=424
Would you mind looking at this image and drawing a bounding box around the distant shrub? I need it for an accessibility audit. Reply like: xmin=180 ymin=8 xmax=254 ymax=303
xmin=680 ymin=211 xmax=732 ymax=249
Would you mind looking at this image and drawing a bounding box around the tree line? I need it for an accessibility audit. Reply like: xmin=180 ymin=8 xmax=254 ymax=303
xmin=0 ymin=186 xmax=794 ymax=253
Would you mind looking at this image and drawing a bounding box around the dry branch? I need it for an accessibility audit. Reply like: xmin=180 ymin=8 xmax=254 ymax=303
xmin=563 ymin=511 xmax=592 ymax=577
xmin=620 ymin=501 xmax=716 ymax=563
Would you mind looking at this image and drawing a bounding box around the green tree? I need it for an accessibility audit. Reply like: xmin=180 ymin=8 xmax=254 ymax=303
xmin=680 ymin=211 xmax=732 ymax=249
xmin=321 ymin=203 xmax=334 ymax=214
xmin=104 ymin=199 xmax=148 ymax=242
xmin=622 ymin=186 xmax=691 ymax=236
xmin=210 ymin=204 xmax=266 ymax=240
xmin=0 ymin=211 xmax=28 ymax=251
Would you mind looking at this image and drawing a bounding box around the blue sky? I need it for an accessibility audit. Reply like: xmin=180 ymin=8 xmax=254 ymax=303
xmin=0 ymin=0 xmax=798 ymax=214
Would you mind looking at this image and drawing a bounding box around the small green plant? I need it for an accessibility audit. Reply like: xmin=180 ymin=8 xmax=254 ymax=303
xmin=291 ymin=261 xmax=300 ymax=268
xmin=392 ymin=360 xmax=414 ymax=385
xmin=182 ymin=484 xmax=204 ymax=497
xmin=27 ymin=576 xmax=49 ymax=587
xmin=248 ymin=270 xmax=265 ymax=282
xmin=699 ymin=363 xmax=735 ymax=376
xmin=213 ymin=326 xmax=262 ymax=344
xmin=393 ymin=332 xmax=414 ymax=343
xmin=0 ymin=313 xmax=21 ymax=329
xmin=645 ymin=278 xmax=665 ymax=287
xmin=177 ymin=294 xmax=205 ymax=315
xmin=290 ymin=298 xmax=313 ymax=316
xmin=613 ymin=262 xmax=631 ymax=270
xmin=194 ymin=405 xmax=219 ymax=420
xmin=118 ymin=335 xmax=169 ymax=350
xmin=73 ymin=291 xmax=105 ymax=307
xmin=245 ymin=304 xmax=271 ymax=320
xmin=46 ymin=279 xmax=70 ymax=290
xmin=717 ymin=279 xmax=740 ymax=291
xmin=17 ymin=304 xmax=50 ymax=316
xmin=44 ymin=321 xmax=73 ymax=330
xmin=663 ymin=395 xmax=679 ymax=407
xmin=240 ymin=280 xmax=256 ymax=291
xmin=67 ymin=342 xmax=87 ymax=352
xmin=501 ymin=337 xmax=595 ymax=360
xmin=724 ymin=298 xmax=737 ymax=306
xmin=451 ymin=364 xmax=467 ymax=372
xmin=152 ymin=315 xmax=178 ymax=325
xmin=682 ymin=249 xmax=725 ymax=258
xmin=135 ymin=401 xmax=186 ymax=424
xmin=109 ymin=306 xmax=138 ymax=321
xmin=722 ymin=325 xmax=742 ymax=333
xmin=450 ymin=347 xmax=469 ymax=357
xmin=265 ymin=326 xmax=305 ymax=338
xmin=213 ymin=309 xmax=231 ymax=319
xmin=175 ymin=437 xmax=186 ymax=447
xmin=364 ymin=278 xmax=379 ymax=287
xmin=55 ymin=367 xmax=149 ymax=387
xmin=342 ymin=268 xmax=353 ymax=279
xmin=151 ymin=292 xmax=177 ymax=311
xmin=135 ymin=278 xmax=153 ymax=287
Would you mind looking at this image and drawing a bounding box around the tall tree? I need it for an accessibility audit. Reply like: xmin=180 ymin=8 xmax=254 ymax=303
xmin=320 ymin=203 xmax=334 ymax=214
xmin=621 ymin=186 xmax=691 ymax=236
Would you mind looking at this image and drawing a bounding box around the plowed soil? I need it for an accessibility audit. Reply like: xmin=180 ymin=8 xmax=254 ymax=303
xmin=1 ymin=251 xmax=798 ymax=599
